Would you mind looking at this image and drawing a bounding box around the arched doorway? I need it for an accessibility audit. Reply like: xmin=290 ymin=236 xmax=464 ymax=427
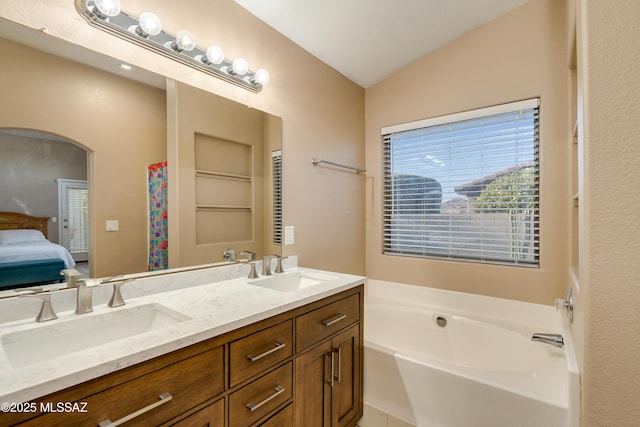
xmin=0 ymin=128 xmax=90 ymax=284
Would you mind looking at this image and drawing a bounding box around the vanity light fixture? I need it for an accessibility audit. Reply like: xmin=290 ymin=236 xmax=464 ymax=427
xmin=195 ymin=46 xmax=225 ymax=66
xmin=76 ymin=0 xmax=270 ymax=93
xmin=130 ymin=12 xmax=162 ymax=38
xmin=226 ymin=57 xmax=249 ymax=76
xmin=91 ymin=0 xmax=121 ymax=20
xmin=168 ymin=30 xmax=196 ymax=53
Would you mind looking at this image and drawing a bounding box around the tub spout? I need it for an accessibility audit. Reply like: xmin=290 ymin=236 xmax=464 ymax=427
xmin=531 ymin=333 xmax=564 ymax=348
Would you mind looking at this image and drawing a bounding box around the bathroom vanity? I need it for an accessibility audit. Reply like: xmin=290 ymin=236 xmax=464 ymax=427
xmin=0 ymin=259 xmax=364 ymax=427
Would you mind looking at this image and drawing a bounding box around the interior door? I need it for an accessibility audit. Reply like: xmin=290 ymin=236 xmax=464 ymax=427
xmin=58 ymin=179 xmax=89 ymax=262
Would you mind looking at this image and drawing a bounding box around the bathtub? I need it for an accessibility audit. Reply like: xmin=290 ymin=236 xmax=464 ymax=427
xmin=362 ymin=280 xmax=579 ymax=427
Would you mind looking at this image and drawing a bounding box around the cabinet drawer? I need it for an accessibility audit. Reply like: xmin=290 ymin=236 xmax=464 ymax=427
xmin=171 ymin=398 xmax=224 ymax=426
xmin=260 ymin=404 xmax=293 ymax=427
xmin=229 ymin=362 xmax=293 ymax=427
xmin=230 ymin=320 xmax=293 ymax=387
xmin=295 ymin=293 xmax=360 ymax=352
xmin=27 ymin=346 xmax=224 ymax=427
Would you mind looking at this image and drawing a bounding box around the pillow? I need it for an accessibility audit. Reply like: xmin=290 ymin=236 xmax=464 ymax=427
xmin=0 ymin=229 xmax=46 ymax=244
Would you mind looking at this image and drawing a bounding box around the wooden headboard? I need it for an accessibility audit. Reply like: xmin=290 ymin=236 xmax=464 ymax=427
xmin=0 ymin=212 xmax=49 ymax=239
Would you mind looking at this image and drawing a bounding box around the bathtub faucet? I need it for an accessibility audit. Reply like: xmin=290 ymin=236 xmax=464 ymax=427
xmin=531 ymin=333 xmax=564 ymax=348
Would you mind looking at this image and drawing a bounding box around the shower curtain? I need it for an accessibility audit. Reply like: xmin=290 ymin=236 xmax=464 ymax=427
xmin=148 ymin=161 xmax=168 ymax=271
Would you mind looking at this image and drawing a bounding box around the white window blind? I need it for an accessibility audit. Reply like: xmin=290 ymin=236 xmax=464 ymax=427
xmin=67 ymin=187 xmax=89 ymax=254
xmin=272 ymin=150 xmax=283 ymax=246
xmin=382 ymin=99 xmax=540 ymax=266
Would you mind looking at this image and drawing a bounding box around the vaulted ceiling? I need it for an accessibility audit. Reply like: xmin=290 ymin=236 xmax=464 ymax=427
xmin=234 ymin=0 xmax=529 ymax=88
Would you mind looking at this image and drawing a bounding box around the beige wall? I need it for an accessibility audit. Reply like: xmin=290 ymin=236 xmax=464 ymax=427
xmin=0 ymin=0 xmax=366 ymax=276
xmin=575 ymin=0 xmax=640 ymax=424
xmin=365 ymin=0 xmax=569 ymax=305
xmin=0 ymin=37 xmax=166 ymax=278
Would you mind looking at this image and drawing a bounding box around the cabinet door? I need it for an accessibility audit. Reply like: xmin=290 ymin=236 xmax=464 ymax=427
xmin=331 ymin=324 xmax=361 ymax=427
xmin=171 ymin=398 xmax=224 ymax=426
xmin=294 ymin=340 xmax=332 ymax=427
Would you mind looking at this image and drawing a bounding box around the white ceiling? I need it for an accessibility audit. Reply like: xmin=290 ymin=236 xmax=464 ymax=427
xmin=234 ymin=0 xmax=529 ymax=88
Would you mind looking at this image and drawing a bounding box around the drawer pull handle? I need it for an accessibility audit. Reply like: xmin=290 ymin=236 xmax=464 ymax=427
xmin=333 ymin=347 xmax=342 ymax=382
xmin=246 ymin=385 xmax=285 ymax=412
xmin=98 ymin=392 xmax=172 ymax=426
xmin=246 ymin=342 xmax=286 ymax=362
xmin=321 ymin=313 xmax=347 ymax=327
xmin=328 ymin=352 xmax=335 ymax=387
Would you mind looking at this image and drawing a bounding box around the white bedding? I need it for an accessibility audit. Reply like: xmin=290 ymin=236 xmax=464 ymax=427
xmin=0 ymin=241 xmax=76 ymax=269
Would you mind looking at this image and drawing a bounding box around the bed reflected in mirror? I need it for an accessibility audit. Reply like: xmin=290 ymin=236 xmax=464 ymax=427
xmin=0 ymin=213 xmax=77 ymax=291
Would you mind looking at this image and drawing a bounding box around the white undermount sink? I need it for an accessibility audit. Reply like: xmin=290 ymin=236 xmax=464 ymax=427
xmin=247 ymin=270 xmax=336 ymax=292
xmin=1 ymin=303 xmax=189 ymax=367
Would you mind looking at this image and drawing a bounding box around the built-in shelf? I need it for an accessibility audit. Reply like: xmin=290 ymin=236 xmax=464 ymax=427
xmin=196 ymin=205 xmax=252 ymax=212
xmin=196 ymin=170 xmax=252 ymax=181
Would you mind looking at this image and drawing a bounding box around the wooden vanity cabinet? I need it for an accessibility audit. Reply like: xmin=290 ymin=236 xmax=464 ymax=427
xmin=6 ymin=285 xmax=363 ymax=427
xmin=294 ymin=293 xmax=362 ymax=427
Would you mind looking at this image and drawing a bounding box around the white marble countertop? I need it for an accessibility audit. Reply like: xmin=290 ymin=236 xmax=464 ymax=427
xmin=0 ymin=260 xmax=366 ymax=403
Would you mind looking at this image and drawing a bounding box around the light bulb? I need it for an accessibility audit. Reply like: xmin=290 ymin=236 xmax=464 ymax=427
xmin=253 ymin=69 xmax=270 ymax=85
xmin=205 ymin=46 xmax=224 ymax=65
xmin=172 ymin=30 xmax=196 ymax=52
xmin=230 ymin=57 xmax=249 ymax=76
xmin=93 ymin=0 xmax=121 ymax=18
xmin=135 ymin=12 xmax=162 ymax=37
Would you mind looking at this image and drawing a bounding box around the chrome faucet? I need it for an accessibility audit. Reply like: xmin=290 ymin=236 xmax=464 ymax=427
xmin=19 ymin=292 xmax=58 ymax=322
xmin=76 ymin=278 xmax=101 ymax=314
xmin=531 ymin=333 xmax=564 ymax=348
xmin=262 ymin=254 xmax=277 ymax=276
xmin=239 ymin=250 xmax=256 ymax=262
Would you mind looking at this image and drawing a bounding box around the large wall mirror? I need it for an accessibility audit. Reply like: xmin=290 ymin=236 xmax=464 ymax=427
xmin=0 ymin=20 xmax=282 ymax=297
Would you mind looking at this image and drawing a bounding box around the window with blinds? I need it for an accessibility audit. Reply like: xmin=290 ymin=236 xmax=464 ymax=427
xmin=272 ymin=150 xmax=283 ymax=246
xmin=382 ymin=99 xmax=540 ymax=266
xmin=66 ymin=187 xmax=89 ymax=254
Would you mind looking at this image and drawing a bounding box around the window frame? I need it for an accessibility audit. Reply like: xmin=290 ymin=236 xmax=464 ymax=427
xmin=381 ymin=98 xmax=540 ymax=267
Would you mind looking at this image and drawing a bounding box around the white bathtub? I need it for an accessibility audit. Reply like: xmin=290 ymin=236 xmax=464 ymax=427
xmin=363 ymin=280 xmax=579 ymax=427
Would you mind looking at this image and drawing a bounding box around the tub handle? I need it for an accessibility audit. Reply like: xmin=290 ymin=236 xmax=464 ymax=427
xmin=333 ymin=347 xmax=342 ymax=382
xmin=321 ymin=313 xmax=347 ymax=327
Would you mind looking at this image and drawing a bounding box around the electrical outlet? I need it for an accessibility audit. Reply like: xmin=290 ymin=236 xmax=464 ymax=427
xmin=284 ymin=226 xmax=294 ymax=245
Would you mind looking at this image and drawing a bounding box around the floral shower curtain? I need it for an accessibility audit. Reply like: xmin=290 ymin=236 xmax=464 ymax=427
xmin=148 ymin=161 xmax=168 ymax=271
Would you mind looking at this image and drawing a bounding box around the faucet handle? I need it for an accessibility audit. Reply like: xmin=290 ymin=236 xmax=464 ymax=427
xmin=274 ymin=256 xmax=289 ymax=274
xmin=19 ymin=292 xmax=58 ymax=322
xmin=246 ymin=261 xmax=260 ymax=279
xmin=108 ymin=279 xmax=135 ymax=308
xmin=555 ymin=288 xmax=574 ymax=323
